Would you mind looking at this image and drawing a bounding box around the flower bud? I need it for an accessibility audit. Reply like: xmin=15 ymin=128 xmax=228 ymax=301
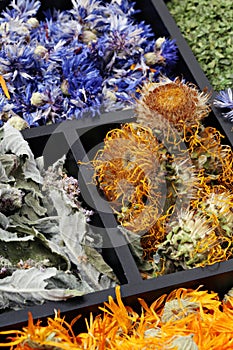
xmin=81 ymin=30 xmax=97 ymax=44
xmin=34 ymin=45 xmax=48 ymax=57
xmin=30 ymin=92 xmax=48 ymax=106
xmin=27 ymin=17 xmax=39 ymax=29
xmin=7 ymin=116 xmax=29 ymax=130
xmin=155 ymin=37 xmax=166 ymax=49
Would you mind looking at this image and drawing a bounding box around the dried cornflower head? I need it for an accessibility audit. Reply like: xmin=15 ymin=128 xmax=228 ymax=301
xmin=135 ymin=77 xmax=210 ymax=133
xmin=213 ymin=88 xmax=233 ymax=121
xmin=92 ymin=122 xmax=168 ymax=233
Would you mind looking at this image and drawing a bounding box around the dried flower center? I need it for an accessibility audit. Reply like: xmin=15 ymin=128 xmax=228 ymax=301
xmin=143 ymin=83 xmax=199 ymax=125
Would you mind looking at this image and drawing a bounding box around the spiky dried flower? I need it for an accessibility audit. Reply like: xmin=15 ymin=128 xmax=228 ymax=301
xmin=198 ymin=189 xmax=233 ymax=237
xmin=135 ymin=77 xmax=210 ymax=133
xmin=213 ymin=88 xmax=233 ymax=121
xmin=155 ymin=209 xmax=229 ymax=274
xmin=187 ymin=125 xmax=233 ymax=187
xmin=92 ymin=122 xmax=167 ymax=233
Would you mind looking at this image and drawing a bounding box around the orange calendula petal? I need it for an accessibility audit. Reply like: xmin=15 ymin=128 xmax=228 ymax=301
xmin=0 ymin=75 xmax=10 ymax=99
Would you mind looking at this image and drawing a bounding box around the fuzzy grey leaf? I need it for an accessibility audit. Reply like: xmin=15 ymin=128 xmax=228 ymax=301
xmin=0 ymin=154 xmax=18 ymax=181
xmin=0 ymin=228 xmax=34 ymax=242
xmin=24 ymin=192 xmax=47 ymax=217
xmin=0 ymin=212 xmax=9 ymax=229
xmin=84 ymin=245 xmax=116 ymax=281
xmin=0 ymin=267 xmax=83 ymax=310
xmin=49 ymin=188 xmax=116 ymax=290
xmin=1 ymin=124 xmax=42 ymax=183
xmin=0 ymin=161 xmax=9 ymax=182
xmin=49 ymin=188 xmax=86 ymax=259
xmin=46 ymin=270 xmax=93 ymax=294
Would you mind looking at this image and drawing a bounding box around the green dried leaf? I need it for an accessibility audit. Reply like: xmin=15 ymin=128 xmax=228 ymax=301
xmin=84 ymin=245 xmax=117 ymax=281
xmin=167 ymin=0 xmax=233 ymax=90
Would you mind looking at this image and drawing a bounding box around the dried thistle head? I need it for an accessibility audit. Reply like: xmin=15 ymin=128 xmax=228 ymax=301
xmin=198 ymin=188 xmax=233 ymax=236
xmin=135 ymin=77 xmax=210 ymax=133
xmin=92 ymin=123 xmax=167 ymax=233
xmin=165 ymin=157 xmax=199 ymax=205
xmin=188 ymin=126 xmax=233 ymax=186
xmin=155 ymin=210 xmax=222 ymax=274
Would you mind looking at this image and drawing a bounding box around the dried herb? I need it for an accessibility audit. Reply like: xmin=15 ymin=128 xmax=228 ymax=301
xmin=167 ymin=0 xmax=233 ymax=91
xmin=0 ymin=122 xmax=116 ymax=311
xmin=92 ymin=77 xmax=233 ymax=277
xmin=0 ymin=0 xmax=178 ymax=127
xmin=2 ymin=285 xmax=233 ymax=349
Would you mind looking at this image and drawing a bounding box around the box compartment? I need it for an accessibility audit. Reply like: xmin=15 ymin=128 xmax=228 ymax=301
xmin=0 ymin=0 xmax=232 ymax=334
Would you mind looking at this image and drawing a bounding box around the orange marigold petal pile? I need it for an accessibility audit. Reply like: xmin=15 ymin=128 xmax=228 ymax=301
xmin=2 ymin=285 xmax=233 ymax=349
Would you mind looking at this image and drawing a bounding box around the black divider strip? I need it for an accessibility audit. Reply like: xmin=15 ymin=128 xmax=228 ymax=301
xmin=1 ymin=258 xmax=233 ymax=332
xmin=21 ymin=109 xmax=135 ymax=139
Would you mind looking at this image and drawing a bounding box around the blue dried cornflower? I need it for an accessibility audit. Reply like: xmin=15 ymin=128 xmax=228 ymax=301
xmin=0 ymin=0 xmax=178 ymax=127
xmin=213 ymin=88 xmax=233 ymax=122
xmin=30 ymin=84 xmax=65 ymax=124
xmin=30 ymin=16 xmax=61 ymax=47
xmin=97 ymin=14 xmax=152 ymax=66
xmin=0 ymin=45 xmax=40 ymax=85
xmin=0 ymin=0 xmax=40 ymax=21
xmin=144 ymin=37 xmax=178 ymax=69
xmin=70 ymin=0 xmax=105 ymax=25
xmin=0 ymin=96 xmax=15 ymax=126
xmin=107 ymin=0 xmax=138 ymax=17
xmin=160 ymin=38 xmax=178 ymax=68
xmin=61 ymin=47 xmax=103 ymax=118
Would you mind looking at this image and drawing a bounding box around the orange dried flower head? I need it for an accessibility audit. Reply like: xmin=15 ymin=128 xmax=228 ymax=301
xmin=92 ymin=122 xmax=167 ymax=233
xmin=135 ymin=77 xmax=210 ymax=132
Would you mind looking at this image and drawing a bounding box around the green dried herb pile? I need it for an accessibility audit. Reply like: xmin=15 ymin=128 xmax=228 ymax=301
xmin=167 ymin=0 xmax=233 ymax=91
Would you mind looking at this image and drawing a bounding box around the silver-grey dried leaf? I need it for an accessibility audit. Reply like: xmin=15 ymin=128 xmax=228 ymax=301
xmin=0 ymin=267 xmax=84 ymax=310
xmin=0 ymin=212 xmax=9 ymax=229
xmin=49 ymin=188 xmax=116 ymax=290
xmin=84 ymin=245 xmax=117 ymax=281
xmin=0 ymin=161 xmax=9 ymax=182
xmin=0 ymin=154 xmax=18 ymax=180
xmin=0 ymin=227 xmax=34 ymax=242
xmin=1 ymin=123 xmax=42 ymax=183
xmin=24 ymin=192 xmax=47 ymax=217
